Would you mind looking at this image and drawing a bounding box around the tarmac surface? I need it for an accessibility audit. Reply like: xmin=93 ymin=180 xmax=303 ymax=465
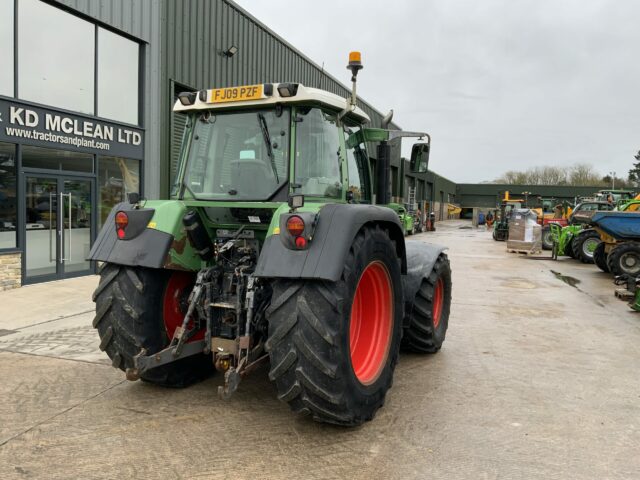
xmin=0 ymin=220 xmax=638 ymax=479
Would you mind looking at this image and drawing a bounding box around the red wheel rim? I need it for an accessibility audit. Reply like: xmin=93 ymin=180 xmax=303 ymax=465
xmin=163 ymin=271 xmax=204 ymax=342
xmin=349 ymin=261 xmax=393 ymax=385
xmin=432 ymin=277 xmax=444 ymax=329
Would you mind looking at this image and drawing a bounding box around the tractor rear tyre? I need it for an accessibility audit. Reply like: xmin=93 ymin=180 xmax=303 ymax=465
xmin=607 ymin=242 xmax=640 ymax=277
xmin=566 ymin=236 xmax=577 ymax=259
xmin=572 ymin=230 xmax=601 ymax=264
xmin=93 ymin=264 xmax=213 ymax=387
xmin=401 ymin=253 xmax=452 ymax=353
xmin=593 ymin=242 xmax=610 ymax=273
xmin=541 ymin=226 xmax=553 ymax=251
xmin=266 ymin=225 xmax=403 ymax=426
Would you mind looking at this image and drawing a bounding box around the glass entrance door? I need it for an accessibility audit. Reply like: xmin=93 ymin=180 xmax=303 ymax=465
xmin=24 ymin=175 xmax=94 ymax=282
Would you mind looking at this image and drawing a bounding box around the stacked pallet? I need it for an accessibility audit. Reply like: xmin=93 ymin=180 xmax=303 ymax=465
xmin=507 ymin=209 xmax=542 ymax=255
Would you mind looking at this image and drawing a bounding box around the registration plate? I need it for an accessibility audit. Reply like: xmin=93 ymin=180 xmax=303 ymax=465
xmin=209 ymin=85 xmax=264 ymax=103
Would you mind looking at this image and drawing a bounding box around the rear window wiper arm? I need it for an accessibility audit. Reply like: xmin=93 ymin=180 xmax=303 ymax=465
xmin=257 ymin=113 xmax=279 ymax=183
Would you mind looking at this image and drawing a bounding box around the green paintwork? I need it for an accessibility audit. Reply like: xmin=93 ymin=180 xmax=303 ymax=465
xmin=584 ymin=237 xmax=599 ymax=253
xmin=617 ymin=199 xmax=640 ymax=212
xmin=360 ymin=128 xmax=390 ymax=143
xmin=137 ymin=101 xmax=429 ymax=272
xmin=551 ymin=224 xmax=582 ymax=256
xmin=142 ymin=198 xmax=328 ymax=271
xmin=387 ymin=202 xmax=413 ymax=235
xmin=631 ymin=288 xmax=640 ymax=312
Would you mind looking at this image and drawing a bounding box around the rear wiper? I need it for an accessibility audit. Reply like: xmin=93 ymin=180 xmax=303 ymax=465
xmin=257 ymin=113 xmax=279 ymax=183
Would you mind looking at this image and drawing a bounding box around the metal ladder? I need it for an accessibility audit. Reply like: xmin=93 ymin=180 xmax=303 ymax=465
xmin=407 ymin=187 xmax=416 ymax=213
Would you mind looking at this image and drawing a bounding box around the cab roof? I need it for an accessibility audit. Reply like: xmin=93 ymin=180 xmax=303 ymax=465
xmin=172 ymin=82 xmax=370 ymax=123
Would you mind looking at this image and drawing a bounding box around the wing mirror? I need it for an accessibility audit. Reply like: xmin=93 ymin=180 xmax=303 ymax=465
xmin=410 ymin=142 xmax=430 ymax=173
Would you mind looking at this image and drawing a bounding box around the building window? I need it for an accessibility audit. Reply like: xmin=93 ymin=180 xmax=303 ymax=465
xmin=98 ymin=157 xmax=140 ymax=228
xmin=22 ymin=146 xmax=93 ymax=173
xmin=97 ymin=28 xmax=140 ymax=125
xmin=0 ymin=142 xmax=17 ymax=249
xmin=18 ymin=0 xmax=95 ymax=114
xmin=0 ymin=0 xmax=13 ymax=96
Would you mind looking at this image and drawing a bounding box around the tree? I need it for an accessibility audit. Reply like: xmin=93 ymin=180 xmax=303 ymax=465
xmin=568 ymin=163 xmax=602 ymax=186
xmin=494 ymin=163 xmax=601 ymax=186
xmin=603 ymin=174 xmax=632 ymax=190
xmin=628 ymin=150 xmax=640 ymax=187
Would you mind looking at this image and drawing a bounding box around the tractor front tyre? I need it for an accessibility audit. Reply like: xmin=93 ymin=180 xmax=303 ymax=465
xmin=92 ymin=264 xmax=213 ymax=387
xmin=401 ymin=253 xmax=452 ymax=353
xmin=572 ymin=230 xmax=601 ymax=264
xmin=607 ymin=242 xmax=640 ymax=277
xmin=541 ymin=226 xmax=553 ymax=251
xmin=593 ymin=242 xmax=610 ymax=273
xmin=266 ymin=225 xmax=404 ymax=426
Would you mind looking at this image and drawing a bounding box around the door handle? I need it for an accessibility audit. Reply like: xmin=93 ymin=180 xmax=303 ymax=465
xmin=60 ymin=192 xmax=71 ymax=263
xmin=49 ymin=192 xmax=55 ymax=262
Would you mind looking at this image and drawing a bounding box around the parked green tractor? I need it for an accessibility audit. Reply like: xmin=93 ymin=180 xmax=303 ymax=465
xmin=388 ymin=203 xmax=415 ymax=235
xmin=550 ymin=223 xmax=581 ymax=259
xmin=88 ymin=53 xmax=452 ymax=427
xmin=492 ymin=193 xmax=523 ymax=241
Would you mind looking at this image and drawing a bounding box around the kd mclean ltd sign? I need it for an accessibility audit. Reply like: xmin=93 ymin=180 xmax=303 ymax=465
xmin=0 ymin=98 xmax=144 ymax=159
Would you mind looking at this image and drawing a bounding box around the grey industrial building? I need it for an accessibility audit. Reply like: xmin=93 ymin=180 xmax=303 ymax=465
xmin=0 ymin=0 xmax=408 ymax=288
xmin=0 ymin=0 xmax=603 ymax=289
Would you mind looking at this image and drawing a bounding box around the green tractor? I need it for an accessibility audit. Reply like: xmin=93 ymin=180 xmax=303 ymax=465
xmin=550 ymin=223 xmax=583 ymax=259
xmin=388 ymin=203 xmax=415 ymax=235
xmin=88 ymin=53 xmax=452 ymax=427
xmin=551 ymin=200 xmax=615 ymax=263
xmin=492 ymin=191 xmax=525 ymax=241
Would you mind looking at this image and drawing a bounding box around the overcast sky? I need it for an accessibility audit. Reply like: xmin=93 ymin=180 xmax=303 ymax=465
xmin=236 ymin=0 xmax=639 ymax=183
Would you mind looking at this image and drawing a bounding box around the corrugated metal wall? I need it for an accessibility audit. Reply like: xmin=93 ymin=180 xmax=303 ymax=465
xmin=55 ymin=0 xmax=404 ymax=198
xmin=160 ymin=0 xmax=402 ymax=196
xmin=162 ymin=0 xmax=397 ymax=124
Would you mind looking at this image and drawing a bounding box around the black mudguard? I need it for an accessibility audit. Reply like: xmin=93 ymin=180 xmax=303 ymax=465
xmin=254 ymin=203 xmax=407 ymax=281
xmin=87 ymin=203 xmax=173 ymax=269
xmin=401 ymin=239 xmax=447 ymax=327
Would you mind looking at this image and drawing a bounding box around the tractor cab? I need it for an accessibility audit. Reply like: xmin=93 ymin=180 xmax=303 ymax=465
xmin=172 ymin=83 xmax=430 ymax=206
xmin=594 ymin=190 xmax=635 ymax=205
xmin=172 ymin=82 xmax=373 ymax=205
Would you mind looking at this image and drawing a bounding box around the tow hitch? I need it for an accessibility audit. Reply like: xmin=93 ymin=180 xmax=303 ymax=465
xmin=128 ymin=249 xmax=269 ymax=400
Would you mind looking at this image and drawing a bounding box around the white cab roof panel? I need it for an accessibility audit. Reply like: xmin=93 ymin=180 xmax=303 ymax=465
xmin=172 ymin=83 xmax=370 ymax=123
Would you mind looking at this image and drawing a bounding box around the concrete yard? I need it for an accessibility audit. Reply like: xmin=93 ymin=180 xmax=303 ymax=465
xmin=0 ymin=220 xmax=638 ymax=479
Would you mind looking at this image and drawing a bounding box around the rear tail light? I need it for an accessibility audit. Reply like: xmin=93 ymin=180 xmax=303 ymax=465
xmin=294 ymin=236 xmax=307 ymax=249
xmin=115 ymin=211 xmax=129 ymax=239
xmin=286 ymin=215 xmax=305 ymax=236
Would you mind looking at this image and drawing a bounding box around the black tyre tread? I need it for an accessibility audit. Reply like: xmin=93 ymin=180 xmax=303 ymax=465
xmin=572 ymin=230 xmax=600 ymax=264
xmin=607 ymin=242 xmax=640 ymax=276
xmin=541 ymin=226 xmax=553 ymax=251
xmin=266 ymin=225 xmax=403 ymax=426
xmin=93 ymin=265 xmax=212 ymax=388
xmin=401 ymin=254 xmax=452 ymax=353
xmin=567 ymin=237 xmax=577 ymax=259
xmin=593 ymin=242 xmax=610 ymax=273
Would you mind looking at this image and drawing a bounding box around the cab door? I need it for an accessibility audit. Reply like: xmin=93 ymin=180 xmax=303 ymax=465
xmin=343 ymin=124 xmax=372 ymax=204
